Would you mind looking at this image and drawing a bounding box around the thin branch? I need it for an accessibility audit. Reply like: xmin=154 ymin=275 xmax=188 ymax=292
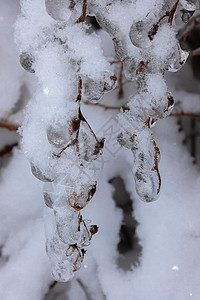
xmin=171 ymin=112 xmax=200 ymax=118
xmin=118 ymin=62 xmax=124 ymax=99
xmin=76 ymin=0 xmax=87 ymax=23
xmin=0 ymin=122 xmax=19 ymax=132
xmin=84 ymin=102 xmax=200 ymax=119
xmin=57 ymin=139 xmax=77 ymax=158
xmin=76 ymin=78 xmax=83 ymax=102
xmin=0 ymin=143 xmax=18 ymax=157
xmin=49 ymin=281 xmax=58 ymax=289
xmin=110 ymin=60 xmax=121 ymax=65
xmin=189 ymin=51 xmax=200 ymax=57
xmin=168 ymin=0 xmax=179 ymax=25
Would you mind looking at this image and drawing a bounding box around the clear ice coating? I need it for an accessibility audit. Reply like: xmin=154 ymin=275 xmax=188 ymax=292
xmin=51 ymin=260 xmax=73 ymax=282
xmin=47 ymin=125 xmax=69 ymax=148
xmin=19 ymin=52 xmax=35 ymax=73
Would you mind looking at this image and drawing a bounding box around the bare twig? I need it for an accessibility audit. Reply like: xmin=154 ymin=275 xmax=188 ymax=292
xmin=76 ymin=0 xmax=87 ymax=23
xmin=76 ymin=78 xmax=83 ymax=102
xmin=84 ymin=102 xmax=200 ymax=119
xmin=168 ymin=0 xmax=179 ymax=25
xmin=189 ymin=51 xmax=200 ymax=57
xmin=110 ymin=60 xmax=121 ymax=65
xmin=49 ymin=281 xmax=58 ymax=289
xmin=0 ymin=122 xmax=19 ymax=132
xmin=118 ymin=62 xmax=124 ymax=99
xmin=0 ymin=143 xmax=18 ymax=157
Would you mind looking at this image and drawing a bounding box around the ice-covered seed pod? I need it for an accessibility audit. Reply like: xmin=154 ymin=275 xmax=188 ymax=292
xmin=129 ymin=20 xmax=152 ymax=49
xmin=31 ymin=163 xmax=53 ymax=182
xmin=19 ymin=52 xmax=35 ymax=73
xmin=47 ymin=125 xmax=69 ymax=148
xmin=45 ymin=0 xmax=72 ymax=21
xmin=67 ymin=183 xmax=97 ymax=211
xmin=83 ymin=72 xmax=117 ymax=102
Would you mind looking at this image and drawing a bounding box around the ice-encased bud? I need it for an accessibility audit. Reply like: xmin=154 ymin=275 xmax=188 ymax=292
xmin=47 ymin=125 xmax=69 ymax=148
xmin=83 ymin=72 xmax=117 ymax=102
xmin=180 ymin=0 xmax=197 ymax=11
xmin=166 ymin=47 xmax=189 ymax=72
xmin=31 ymin=163 xmax=53 ymax=182
xmin=45 ymin=0 xmax=72 ymax=21
xmin=20 ymin=52 xmax=35 ymax=73
xmin=129 ymin=21 xmax=152 ymax=49
xmin=123 ymin=56 xmax=137 ymax=81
